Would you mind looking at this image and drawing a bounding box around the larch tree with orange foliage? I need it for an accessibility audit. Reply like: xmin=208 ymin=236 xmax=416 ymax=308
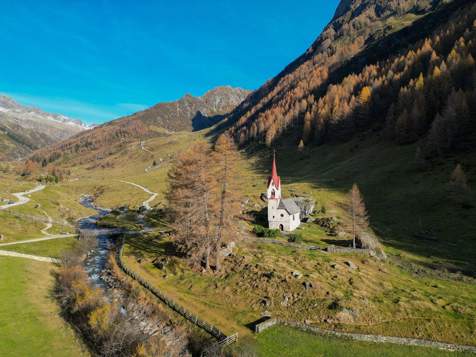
xmin=166 ymin=142 xmax=216 ymax=270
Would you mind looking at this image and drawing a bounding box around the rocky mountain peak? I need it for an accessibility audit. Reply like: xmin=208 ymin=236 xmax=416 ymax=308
xmin=0 ymin=94 xmax=90 ymax=160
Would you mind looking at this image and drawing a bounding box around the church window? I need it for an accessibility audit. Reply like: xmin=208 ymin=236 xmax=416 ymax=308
xmin=280 ymin=213 xmax=284 ymax=218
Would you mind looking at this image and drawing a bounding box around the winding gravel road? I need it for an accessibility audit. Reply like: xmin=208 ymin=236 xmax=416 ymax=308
xmin=119 ymin=180 xmax=157 ymax=210
xmin=0 ymin=184 xmax=46 ymax=211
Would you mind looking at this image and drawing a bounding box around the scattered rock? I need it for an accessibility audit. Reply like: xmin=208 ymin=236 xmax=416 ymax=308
xmin=303 ymin=281 xmax=313 ymax=290
xmin=345 ymin=261 xmax=358 ymax=270
xmin=0 ymin=234 xmax=4 ymax=241
xmin=281 ymin=294 xmax=290 ymax=307
xmin=263 ymin=271 xmax=275 ymax=280
xmin=260 ymin=297 xmax=272 ymax=307
xmin=336 ymin=308 xmax=355 ymax=323
xmin=328 ymin=300 xmax=340 ymax=310
xmin=292 ymin=271 xmax=303 ymax=279
xmin=220 ymin=241 xmax=236 ymax=257
xmin=330 ymin=262 xmax=338 ymax=269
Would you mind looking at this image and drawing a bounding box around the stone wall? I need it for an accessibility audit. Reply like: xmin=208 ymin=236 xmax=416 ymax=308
xmin=280 ymin=321 xmax=476 ymax=353
xmin=254 ymin=318 xmax=278 ymax=333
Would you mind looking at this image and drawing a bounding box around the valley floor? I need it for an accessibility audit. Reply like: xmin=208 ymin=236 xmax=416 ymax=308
xmin=1 ymin=130 xmax=475 ymax=355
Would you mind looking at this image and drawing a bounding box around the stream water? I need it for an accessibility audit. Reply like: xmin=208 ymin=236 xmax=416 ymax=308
xmin=78 ymin=196 xmax=120 ymax=289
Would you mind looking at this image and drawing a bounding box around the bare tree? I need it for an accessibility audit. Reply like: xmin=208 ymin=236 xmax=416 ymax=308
xmin=347 ymin=183 xmax=369 ymax=249
xmin=212 ymin=134 xmax=242 ymax=271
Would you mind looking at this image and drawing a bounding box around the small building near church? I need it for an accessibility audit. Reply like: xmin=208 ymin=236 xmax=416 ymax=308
xmin=266 ymin=154 xmax=302 ymax=232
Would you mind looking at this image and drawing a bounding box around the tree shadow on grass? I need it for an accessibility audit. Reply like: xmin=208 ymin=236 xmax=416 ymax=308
xmin=322 ymin=238 xmax=353 ymax=248
xmin=125 ymin=234 xmax=182 ymax=260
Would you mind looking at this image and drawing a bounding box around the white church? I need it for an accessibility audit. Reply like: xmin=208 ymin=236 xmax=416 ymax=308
xmin=266 ymin=154 xmax=302 ymax=232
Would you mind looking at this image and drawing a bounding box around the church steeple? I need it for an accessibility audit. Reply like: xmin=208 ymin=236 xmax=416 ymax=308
xmin=271 ymin=151 xmax=280 ymax=188
xmin=267 ymin=151 xmax=281 ymax=200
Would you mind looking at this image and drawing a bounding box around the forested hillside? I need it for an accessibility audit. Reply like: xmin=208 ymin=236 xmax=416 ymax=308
xmin=229 ymin=0 xmax=475 ymax=160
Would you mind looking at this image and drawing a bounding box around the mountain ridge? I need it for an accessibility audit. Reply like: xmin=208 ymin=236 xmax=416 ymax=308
xmin=0 ymin=95 xmax=89 ymax=160
xmin=30 ymin=85 xmax=250 ymax=165
xmin=120 ymin=85 xmax=250 ymax=132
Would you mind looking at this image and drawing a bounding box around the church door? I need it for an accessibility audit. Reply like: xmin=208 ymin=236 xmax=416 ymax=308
xmin=279 ymin=224 xmax=284 ymax=231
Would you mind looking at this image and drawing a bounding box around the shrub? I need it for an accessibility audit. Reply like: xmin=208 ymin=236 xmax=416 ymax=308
xmin=253 ymin=225 xmax=280 ymax=238
xmin=288 ymin=233 xmax=303 ymax=243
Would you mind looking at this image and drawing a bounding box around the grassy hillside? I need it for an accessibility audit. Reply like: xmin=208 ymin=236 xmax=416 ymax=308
xmin=253 ymin=137 xmax=476 ymax=273
xmin=116 ymin=132 xmax=476 ymax=347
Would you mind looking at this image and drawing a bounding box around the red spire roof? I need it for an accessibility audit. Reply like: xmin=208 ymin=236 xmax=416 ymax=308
xmin=268 ymin=151 xmax=281 ymax=189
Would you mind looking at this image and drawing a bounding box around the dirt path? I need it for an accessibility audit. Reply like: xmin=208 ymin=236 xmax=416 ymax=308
xmin=0 ymin=184 xmax=46 ymax=211
xmin=40 ymin=209 xmax=53 ymax=235
xmin=0 ymin=250 xmax=59 ymax=263
xmin=140 ymin=140 xmax=154 ymax=155
xmin=0 ymin=234 xmax=76 ymax=247
xmin=119 ymin=180 xmax=158 ymax=210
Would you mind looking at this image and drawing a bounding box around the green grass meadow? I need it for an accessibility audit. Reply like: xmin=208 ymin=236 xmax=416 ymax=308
xmin=0 ymin=257 xmax=86 ymax=357
xmin=255 ymin=326 xmax=473 ymax=357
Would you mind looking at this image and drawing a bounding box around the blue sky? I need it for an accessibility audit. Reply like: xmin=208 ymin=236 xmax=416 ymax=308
xmin=0 ymin=1 xmax=339 ymax=124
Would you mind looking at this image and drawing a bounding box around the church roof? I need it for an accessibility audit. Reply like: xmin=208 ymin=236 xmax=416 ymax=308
xmin=268 ymin=153 xmax=281 ymax=188
xmin=278 ymin=198 xmax=300 ymax=215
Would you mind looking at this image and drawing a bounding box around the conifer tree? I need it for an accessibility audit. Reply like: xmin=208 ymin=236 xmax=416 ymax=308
xmin=167 ymin=142 xmax=216 ymax=270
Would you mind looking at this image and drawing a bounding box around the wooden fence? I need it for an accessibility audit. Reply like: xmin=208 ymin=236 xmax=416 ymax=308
xmin=115 ymin=243 xmax=234 ymax=343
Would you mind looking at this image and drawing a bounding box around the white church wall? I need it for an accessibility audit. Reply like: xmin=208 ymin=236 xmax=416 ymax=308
xmin=268 ymin=208 xmax=300 ymax=232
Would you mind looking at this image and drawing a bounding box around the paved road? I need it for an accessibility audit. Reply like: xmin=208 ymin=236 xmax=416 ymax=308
xmin=119 ymin=180 xmax=157 ymax=210
xmin=0 ymin=184 xmax=46 ymax=211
